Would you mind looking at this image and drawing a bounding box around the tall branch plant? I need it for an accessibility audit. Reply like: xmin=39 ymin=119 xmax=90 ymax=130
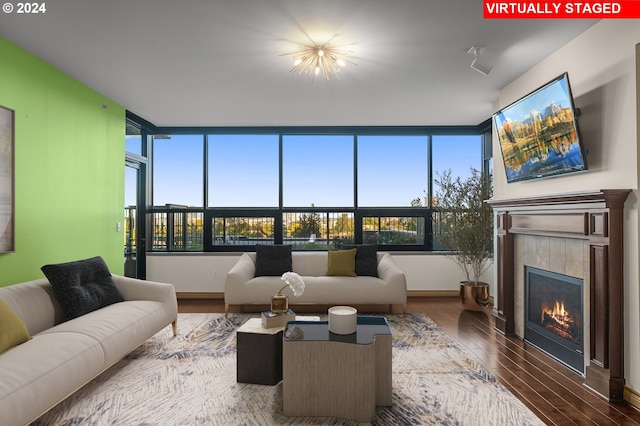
xmin=434 ymin=168 xmax=493 ymax=284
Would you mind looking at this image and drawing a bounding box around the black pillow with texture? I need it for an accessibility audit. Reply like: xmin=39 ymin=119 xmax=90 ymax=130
xmin=344 ymin=244 xmax=379 ymax=277
xmin=255 ymin=244 xmax=293 ymax=277
xmin=41 ymin=256 xmax=124 ymax=320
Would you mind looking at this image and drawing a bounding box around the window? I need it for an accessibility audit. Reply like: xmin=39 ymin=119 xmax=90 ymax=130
xmin=153 ymin=135 xmax=203 ymax=207
xmin=125 ymin=122 xmax=142 ymax=155
xmin=283 ymin=211 xmax=354 ymax=249
xmin=362 ymin=215 xmax=425 ymax=245
xmin=431 ymin=134 xmax=484 ymax=250
xmin=358 ymin=136 xmax=428 ymax=207
xmin=208 ymin=135 xmax=279 ymax=207
xmin=146 ymin=128 xmax=488 ymax=252
xmin=432 ymin=135 xmax=482 ymax=191
xmin=212 ymin=216 xmax=275 ymax=246
xmin=283 ymin=135 xmax=354 ymax=207
xmin=151 ymin=209 xmax=203 ymax=251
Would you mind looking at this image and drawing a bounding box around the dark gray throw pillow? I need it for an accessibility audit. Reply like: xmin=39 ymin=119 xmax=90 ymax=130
xmin=344 ymin=244 xmax=379 ymax=277
xmin=255 ymin=244 xmax=293 ymax=277
xmin=41 ymin=256 xmax=124 ymax=320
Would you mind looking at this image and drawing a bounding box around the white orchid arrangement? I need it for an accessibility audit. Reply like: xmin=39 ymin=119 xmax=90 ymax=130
xmin=278 ymin=271 xmax=305 ymax=297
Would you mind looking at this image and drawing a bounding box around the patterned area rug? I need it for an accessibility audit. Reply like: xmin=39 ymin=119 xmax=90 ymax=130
xmin=33 ymin=313 xmax=544 ymax=425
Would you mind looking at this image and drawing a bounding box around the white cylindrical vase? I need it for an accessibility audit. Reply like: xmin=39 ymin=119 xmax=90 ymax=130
xmin=328 ymin=306 xmax=357 ymax=335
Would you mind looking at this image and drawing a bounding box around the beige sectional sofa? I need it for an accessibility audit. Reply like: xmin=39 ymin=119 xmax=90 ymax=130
xmin=0 ymin=274 xmax=177 ymax=426
xmin=224 ymin=251 xmax=407 ymax=316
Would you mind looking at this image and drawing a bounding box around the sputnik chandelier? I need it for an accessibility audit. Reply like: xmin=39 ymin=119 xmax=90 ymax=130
xmin=283 ymin=39 xmax=356 ymax=80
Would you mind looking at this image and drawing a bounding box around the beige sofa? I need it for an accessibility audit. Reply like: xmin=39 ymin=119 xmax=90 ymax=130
xmin=225 ymin=251 xmax=406 ymax=316
xmin=0 ymin=275 xmax=177 ymax=426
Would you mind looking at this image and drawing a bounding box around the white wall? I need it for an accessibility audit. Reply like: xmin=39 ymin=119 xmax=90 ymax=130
xmin=493 ymin=20 xmax=639 ymax=396
xmin=147 ymin=254 xmax=239 ymax=293
xmin=146 ymin=252 xmax=494 ymax=294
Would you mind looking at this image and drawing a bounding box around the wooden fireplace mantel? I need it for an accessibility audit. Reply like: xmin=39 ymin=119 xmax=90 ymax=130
xmin=488 ymin=189 xmax=631 ymax=401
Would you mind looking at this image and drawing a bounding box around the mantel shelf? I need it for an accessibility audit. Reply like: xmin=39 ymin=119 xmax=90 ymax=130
xmin=488 ymin=189 xmax=631 ymax=210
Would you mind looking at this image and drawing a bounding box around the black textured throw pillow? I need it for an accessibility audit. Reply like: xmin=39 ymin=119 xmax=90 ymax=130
xmin=344 ymin=244 xmax=379 ymax=277
xmin=41 ymin=256 xmax=124 ymax=320
xmin=255 ymin=244 xmax=293 ymax=277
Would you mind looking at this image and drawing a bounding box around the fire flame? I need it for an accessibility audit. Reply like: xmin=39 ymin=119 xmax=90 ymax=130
xmin=539 ymin=299 xmax=579 ymax=342
xmin=541 ymin=300 xmax=568 ymax=323
xmin=553 ymin=300 xmax=566 ymax=318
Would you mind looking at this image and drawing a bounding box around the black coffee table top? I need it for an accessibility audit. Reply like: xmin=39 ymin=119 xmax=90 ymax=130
xmin=283 ymin=316 xmax=391 ymax=344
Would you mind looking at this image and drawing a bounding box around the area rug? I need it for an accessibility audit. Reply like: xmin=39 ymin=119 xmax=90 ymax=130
xmin=33 ymin=313 xmax=544 ymax=425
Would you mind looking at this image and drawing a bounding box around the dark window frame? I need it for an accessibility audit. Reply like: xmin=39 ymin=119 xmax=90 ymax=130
xmin=125 ymin=113 xmax=490 ymax=253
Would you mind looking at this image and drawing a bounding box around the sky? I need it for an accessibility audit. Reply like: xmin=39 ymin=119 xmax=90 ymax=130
xmin=496 ymin=74 xmax=572 ymax=122
xmin=125 ymin=134 xmax=482 ymax=208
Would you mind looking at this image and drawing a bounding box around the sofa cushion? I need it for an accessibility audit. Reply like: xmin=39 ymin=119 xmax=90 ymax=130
xmin=326 ymin=249 xmax=357 ymax=277
xmin=0 ymin=331 xmax=105 ymax=426
xmin=255 ymin=244 xmax=292 ymax=276
xmin=41 ymin=256 xmax=124 ymax=320
xmin=344 ymin=244 xmax=379 ymax=277
xmin=39 ymin=299 xmax=173 ymax=367
xmin=0 ymin=299 xmax=31 ymax=354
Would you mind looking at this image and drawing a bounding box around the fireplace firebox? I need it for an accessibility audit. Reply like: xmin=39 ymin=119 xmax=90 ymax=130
xmin=525 ymin=267 xmax=584 ymax=373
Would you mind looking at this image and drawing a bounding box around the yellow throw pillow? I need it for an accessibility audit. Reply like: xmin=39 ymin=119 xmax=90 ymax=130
xmin=326 ymin=249 xmax=357 ymax=277
xmin=0 ymin=299 xmax=31 ymax=354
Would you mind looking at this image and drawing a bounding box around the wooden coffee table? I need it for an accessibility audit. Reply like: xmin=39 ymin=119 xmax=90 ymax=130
xmin=282 ymin=316 xmax=392 ymax=422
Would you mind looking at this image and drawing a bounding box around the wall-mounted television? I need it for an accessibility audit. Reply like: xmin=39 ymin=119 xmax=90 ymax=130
xmin=493 ymin=73 xmax=588 ymax=183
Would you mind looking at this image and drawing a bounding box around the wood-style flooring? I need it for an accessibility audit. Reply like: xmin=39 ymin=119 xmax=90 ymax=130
xmin=178 ymin=297 xmax=640 ymax=425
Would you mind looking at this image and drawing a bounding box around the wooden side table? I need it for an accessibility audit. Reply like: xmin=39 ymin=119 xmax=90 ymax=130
xmin=236 ymin=318 xmax=284 ymax=385
xmin=282 ymin=317 xmax=392 ymax=422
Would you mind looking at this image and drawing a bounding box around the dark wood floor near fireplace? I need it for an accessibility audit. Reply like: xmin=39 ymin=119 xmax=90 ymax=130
xmin=178 ymin=297 xmax=640 ymax=425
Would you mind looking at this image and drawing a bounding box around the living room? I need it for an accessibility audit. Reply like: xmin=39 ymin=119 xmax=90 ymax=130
xmin=1 ymin=2 xmax=639 ymax=424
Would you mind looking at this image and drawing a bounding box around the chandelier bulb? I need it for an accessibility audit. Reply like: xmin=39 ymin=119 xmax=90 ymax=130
xmin=283 ymin=40 xmax=354 ymax=80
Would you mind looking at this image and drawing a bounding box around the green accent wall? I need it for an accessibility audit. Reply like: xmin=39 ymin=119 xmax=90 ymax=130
xmin=0 ymin=37 xmax=125 ymax=286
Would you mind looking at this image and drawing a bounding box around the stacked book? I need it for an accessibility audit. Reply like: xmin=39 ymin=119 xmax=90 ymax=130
xmin=261 ymin=309 xmax=295 ymax=328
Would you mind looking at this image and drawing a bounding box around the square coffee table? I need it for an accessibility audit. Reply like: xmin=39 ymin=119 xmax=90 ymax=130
xmin=282 ymin=316 xmax=392 ymax=422
xmin=236 ymin=318 xmax=284 ymax=385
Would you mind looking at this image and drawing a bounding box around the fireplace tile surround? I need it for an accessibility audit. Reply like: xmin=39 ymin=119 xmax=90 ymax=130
xmin=488 ymin=189 xmax=631 ymax=402
xmin=513 ymin=234 xmax=590 ymax=367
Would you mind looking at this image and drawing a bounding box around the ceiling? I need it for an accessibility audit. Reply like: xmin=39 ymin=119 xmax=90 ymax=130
xmin=0 ymin=1 xmax=597 ymax=127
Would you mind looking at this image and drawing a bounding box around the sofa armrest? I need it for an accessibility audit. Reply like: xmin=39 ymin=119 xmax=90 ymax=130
xmin=111 ymin=274 xmax=177 ymax=304
xmin=377 ymin=253 xmax=407 ymax=302
xmin=111 ymin=274 xmax=178 ymax=336
xmin=224 ymin=253 xmax=257 ymax=301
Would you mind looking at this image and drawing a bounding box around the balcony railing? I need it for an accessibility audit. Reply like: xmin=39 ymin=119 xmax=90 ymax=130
xmin=147 ymin=206 xmax=462 ymax=252
xmin=150 ymin=208 xmax=204 ymax=251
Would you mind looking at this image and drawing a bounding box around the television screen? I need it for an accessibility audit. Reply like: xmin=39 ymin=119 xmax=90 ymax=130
xmin=493 ymin=73 xmax=588 ymax=183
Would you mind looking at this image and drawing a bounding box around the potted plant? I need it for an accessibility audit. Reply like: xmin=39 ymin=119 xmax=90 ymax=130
xmin=434 ymin=167 xmax=493 ymax=310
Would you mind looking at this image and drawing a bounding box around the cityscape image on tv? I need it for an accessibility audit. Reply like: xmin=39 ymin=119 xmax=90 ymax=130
xmin=494 ymin=76 xmax=586 ymax=182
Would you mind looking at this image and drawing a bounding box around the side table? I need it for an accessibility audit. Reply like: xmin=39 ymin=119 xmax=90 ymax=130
xmin=282 ymin=316 xmax=392 ymax=422
xmin=236 ymin=318 xmax=284 ymax=385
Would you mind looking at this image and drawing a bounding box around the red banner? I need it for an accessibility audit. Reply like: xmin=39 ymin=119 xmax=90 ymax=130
xmin=484 ymin=1 xmax=640 ymax=18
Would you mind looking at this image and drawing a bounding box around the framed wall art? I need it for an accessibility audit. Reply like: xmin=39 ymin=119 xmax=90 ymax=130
xmin=0 ymin=105 xmax=14 ymax=253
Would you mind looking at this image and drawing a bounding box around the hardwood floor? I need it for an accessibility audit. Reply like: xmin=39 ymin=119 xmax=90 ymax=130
xmin=178 ymin=297 xmax=640 ymax=425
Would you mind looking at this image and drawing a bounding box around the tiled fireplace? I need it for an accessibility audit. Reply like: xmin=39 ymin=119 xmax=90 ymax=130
xmin=489 ymin=190 xmax=630 ymax=401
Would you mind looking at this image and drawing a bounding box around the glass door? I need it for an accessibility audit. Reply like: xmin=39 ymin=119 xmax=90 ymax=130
xmin=124 ymin=164 xmax=139 ymax=277
xmin=124 ymin=121 xmax=147 ymax=278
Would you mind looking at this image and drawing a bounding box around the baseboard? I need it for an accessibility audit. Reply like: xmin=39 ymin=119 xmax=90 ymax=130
xmin=624 ymin=385 xmax=640 ymax=410
xmin=177 ymin=292 xmax=224 ymax=299
xmin=408 ymin=290 xmax=458 ymax=297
